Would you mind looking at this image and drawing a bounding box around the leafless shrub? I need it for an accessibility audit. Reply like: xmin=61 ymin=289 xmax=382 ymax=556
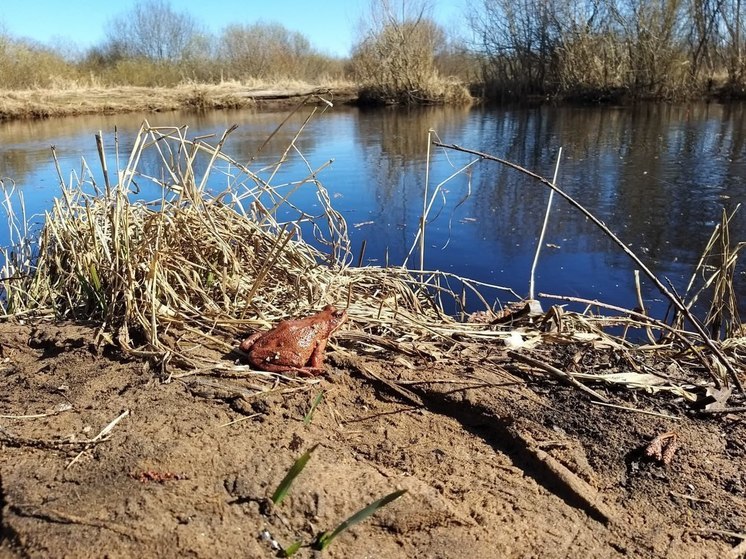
xmin=352 ymin=0 xmax=472 ymax=105
xmin=0 ymin=33 xmax=79 ymax=89
xmin=470 ymin=0 xmax=746 ymax=101
xmin=216 ymin=22 xmax=344 ymax=81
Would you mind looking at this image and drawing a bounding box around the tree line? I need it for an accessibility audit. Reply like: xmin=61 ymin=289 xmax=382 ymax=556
xmin=471 ymin=0 xmax=746 ymax=101
xmin=1 ymin=0 xmax=745 ymax=103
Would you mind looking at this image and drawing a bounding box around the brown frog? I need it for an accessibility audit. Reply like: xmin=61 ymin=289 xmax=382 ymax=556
xmin=239 ymin=305 xmax=347 ymax=375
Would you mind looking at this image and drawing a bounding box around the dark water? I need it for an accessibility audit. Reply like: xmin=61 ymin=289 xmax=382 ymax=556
xmin=1 ymin=103 xmax=745 ymax=318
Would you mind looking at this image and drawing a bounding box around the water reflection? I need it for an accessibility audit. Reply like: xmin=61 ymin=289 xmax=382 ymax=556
xmin=1 ymin=102 xmax=745 ymax=316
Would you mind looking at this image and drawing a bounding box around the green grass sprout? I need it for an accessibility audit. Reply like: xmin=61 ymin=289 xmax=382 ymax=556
xmin=312 ymin=489 xmax=407 ymax=550
xmin=303 ymin=391 xmax=325 ymax=425
xmin=271 ymin=444 xmax=318 ymax=505
xmin=280 ymin=540 xmax=303 ymax=557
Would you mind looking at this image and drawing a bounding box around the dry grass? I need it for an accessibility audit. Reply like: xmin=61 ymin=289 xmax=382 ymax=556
xmin=0 ymin=81 xmax=358 ymax=121
xmin=0 ymin=112 xmax=511 ymax=387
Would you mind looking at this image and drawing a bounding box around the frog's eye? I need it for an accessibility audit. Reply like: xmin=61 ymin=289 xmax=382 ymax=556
xmin=333 ymin=310 xmax=346 ymax=319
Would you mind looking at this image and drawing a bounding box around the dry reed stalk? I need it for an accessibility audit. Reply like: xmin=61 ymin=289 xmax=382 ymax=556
xmin=529 ymin=147 xmax=562 ymax=300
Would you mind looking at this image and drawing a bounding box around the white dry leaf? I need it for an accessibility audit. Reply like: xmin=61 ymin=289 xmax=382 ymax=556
xmin=503 ymin=331 xmax=541 ymax=350
xmin=504 ymin=332 xmax=525 ymax=349
xmin=394 ymin=356 xmax=417 ymax=369
xmin=155 ymin=301 xmax=177 ymax=317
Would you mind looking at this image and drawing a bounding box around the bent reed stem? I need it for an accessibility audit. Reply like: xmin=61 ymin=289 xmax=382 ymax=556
xmin=434 ymin=141 xmax=743 ymax=393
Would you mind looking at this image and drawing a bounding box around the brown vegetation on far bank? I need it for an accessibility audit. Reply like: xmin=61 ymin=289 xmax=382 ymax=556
xmin=0 ymin=82 xmax=359 ymax=121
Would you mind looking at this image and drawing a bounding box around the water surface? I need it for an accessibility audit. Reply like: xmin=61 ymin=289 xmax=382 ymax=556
xmin=1 ymin=102 xmax=745 ymax=318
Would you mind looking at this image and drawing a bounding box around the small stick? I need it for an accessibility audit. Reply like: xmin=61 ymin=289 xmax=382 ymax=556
xmin=529 ymin=147 xmax=562 ymax=300
xmin=634 ymin=269 xmax=657 ymax=344
xmin=67 ymin=409 xmax=130 ymax=468
xmin=420 ymin=129 xmax=434 ymax=271
xmin=95 ymin=131 xmax=111 ymax=195
xmin=670 ymin=491 xmax=711 ymax=504
xmin=0 ymin=404 xmax=72 ymax=420
xmin=220 ymin=413 xmax=261 ymax=427
xmin=357 ymin=239 xmax=367 ymax=267
xmin=512 ymin=429 xmax=615 ymax=524
xmin=697 ymin=406 xmax=746 ymax=415
xmin=508 ymin=350 xmax=610 ymax=403
xmin=10 ymin=505 xmax=135 ymax=538
xmin=691 ymin=529 xmax=746 ymax=540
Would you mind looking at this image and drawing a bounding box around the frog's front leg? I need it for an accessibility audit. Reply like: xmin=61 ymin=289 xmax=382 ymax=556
xmin=308 ymin=338 xmax=329 ymax=369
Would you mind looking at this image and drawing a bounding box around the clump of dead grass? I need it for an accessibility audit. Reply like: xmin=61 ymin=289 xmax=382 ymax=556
xmin=0 ymin=113 xmax=512 ymax=384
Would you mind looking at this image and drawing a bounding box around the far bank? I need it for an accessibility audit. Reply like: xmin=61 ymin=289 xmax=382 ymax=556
xmin=0 ymin=83 xmax=361 ymax=121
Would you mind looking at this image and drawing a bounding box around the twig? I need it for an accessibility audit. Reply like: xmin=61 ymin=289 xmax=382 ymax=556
xmin=0 ymin=428 xmax=90 ymax=451
xmin=420 ymin=129 xmax=434 ymax=271
xmin=508 ymin=350 xmax=610 ymax=403
xmin=220 ymin=413 xmax=261 ymax=427
xmin=511 ymin=429 xmax=615 ymax=524
xmin=633 ymin=270 xmax=657 ymax=344
xmin=670 ymin=491 xmax=711 ymax=504
xmin=692 ymin=528 xmax=746 ymax=540
xmin=435 ymin=142 xmax=743 ymax=393
xmin=67 ymin=409 xmax=130 ymax=468
xmin=10 ymin=505 xmax=135 ymax=538
xmin=331 ymin=353 xmax=424 ymax=408
xmin=697 ymin=406 xmax=746 ymax=415
xmin=0 ymin=404 xmax=72 ymax=420
xmin=530 ymin=147 xmax=562 ymax=300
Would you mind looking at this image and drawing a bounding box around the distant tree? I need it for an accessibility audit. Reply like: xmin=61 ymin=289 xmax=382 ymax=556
xmin=686 ymin=0 xmax=723 ymax=83
xmin=721 ymin=0 xmax=746 ymax=85
xmin=469 ymin=0 xmax=562 ymax=95
xmin=104 ymin=0 xmax=202 ymax=62
xmin=609 ymin=0 xmax=687 ymax=96
xmin=217 ymin=22 xmax=315 ymax=79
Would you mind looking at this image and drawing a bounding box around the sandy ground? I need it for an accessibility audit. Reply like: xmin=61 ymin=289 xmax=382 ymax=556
xmin=1 ymin=321 xmax=745 ymax=558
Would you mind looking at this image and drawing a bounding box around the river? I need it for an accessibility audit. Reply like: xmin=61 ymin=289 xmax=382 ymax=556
xmin=1 ymin=102 xmax=745 ymax=319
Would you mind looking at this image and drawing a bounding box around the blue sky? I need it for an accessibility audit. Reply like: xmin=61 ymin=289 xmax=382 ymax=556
xmin=0 ymin=0 xmax=469 ymax=58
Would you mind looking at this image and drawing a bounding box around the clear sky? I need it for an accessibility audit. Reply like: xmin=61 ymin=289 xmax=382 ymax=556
xmin=0 ymin=0 xmax=469 ymax=58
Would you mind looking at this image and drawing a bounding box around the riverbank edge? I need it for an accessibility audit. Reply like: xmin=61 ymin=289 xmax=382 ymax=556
xmin=0 ymin=83 xmax=361 ymax=121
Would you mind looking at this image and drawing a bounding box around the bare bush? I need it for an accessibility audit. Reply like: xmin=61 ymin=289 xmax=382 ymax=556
xmin=104 ymin=0 xmax=203 ymax=62
xmin=216 ymin=22 xmax=341 ymax=81
xmin=352 ymin=0 xmax=470 ymax=104
xmin=0 ymin=33 xmax=78 ymax=88
xmin=470 ymin=0 xmax=743 ymax=100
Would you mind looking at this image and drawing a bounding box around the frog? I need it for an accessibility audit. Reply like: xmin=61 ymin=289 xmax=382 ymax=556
xmin=239 ymin=305 xmax=347 ymax=375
